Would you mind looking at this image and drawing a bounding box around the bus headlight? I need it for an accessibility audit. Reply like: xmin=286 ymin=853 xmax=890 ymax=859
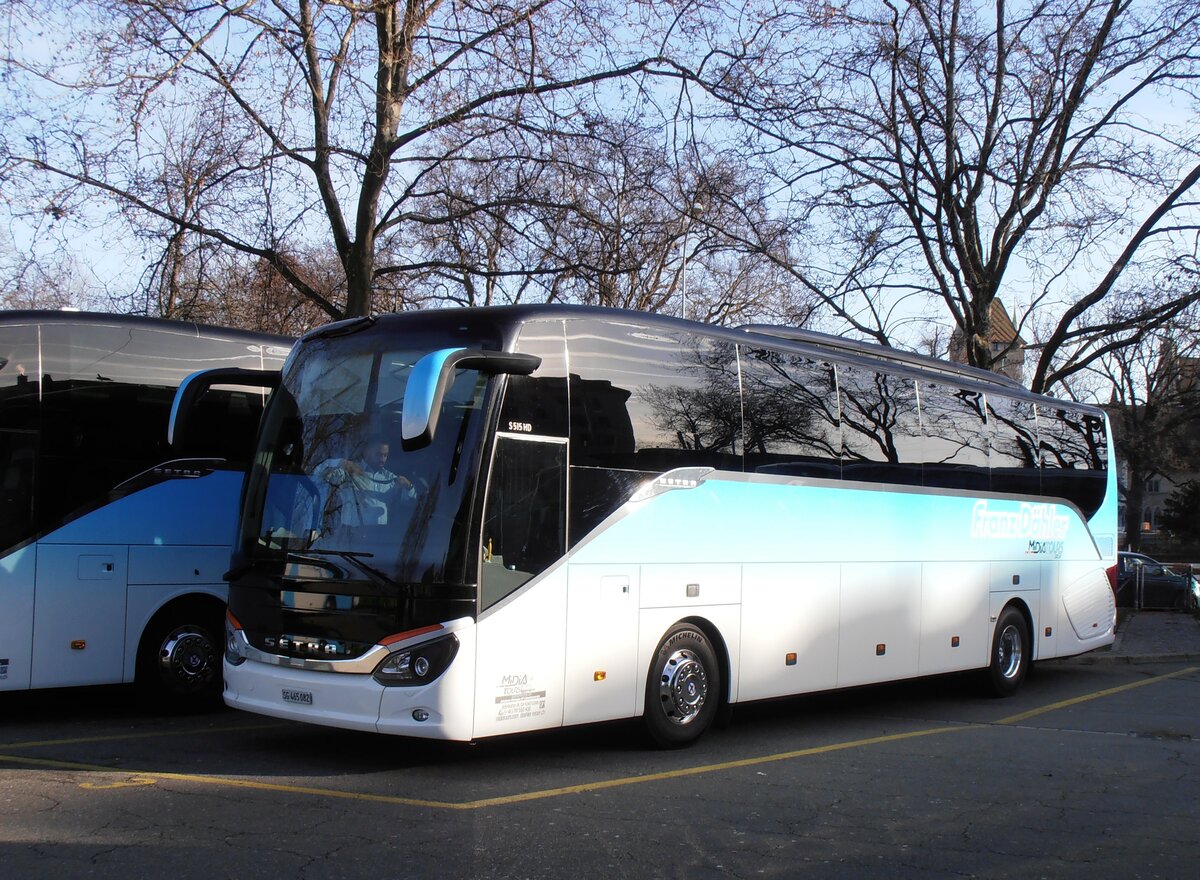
xmin=225 ymin=614 xmax=247 ymax=666
xmin=225 ymin=619 xmax=248 ymax=662
xmin=373 ymin=634 xmax=459 ymax=686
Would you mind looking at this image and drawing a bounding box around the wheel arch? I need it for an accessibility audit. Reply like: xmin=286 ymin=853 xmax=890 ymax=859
xmin=993 ymin=596 xmax=1036 ymax=662
xmin=677 ymin=614 xmax=733 ymax=710
xmin=986 ymin=598 xmax=1035 ymax=697
xmin=135 ymin=589 xmax=227 ymax=656
xmin=134 ymin=590 xmax=227 ymax=707
xmin=127 ymin=583 xmax=225 ymax=672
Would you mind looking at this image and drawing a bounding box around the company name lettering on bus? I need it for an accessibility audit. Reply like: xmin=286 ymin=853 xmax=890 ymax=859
xmin=0 ymin=658 xmax=8 ymax=681
xmin=495 ymin=673 xmax=547 ymax=722
xmin=970 ymin=501 xmax=1070 ymax=542
xmin=1027 ymin=539 xmax=1066 ymax=559
xmin=264 ymin=635 xmax=348 ymax=656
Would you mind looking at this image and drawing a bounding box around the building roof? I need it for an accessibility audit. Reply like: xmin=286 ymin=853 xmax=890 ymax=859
xmin=985 ymin=299 xmax=1025 ymax=346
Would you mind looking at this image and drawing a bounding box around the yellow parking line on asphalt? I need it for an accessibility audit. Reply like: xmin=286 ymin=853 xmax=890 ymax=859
xmin=80 ymin=776 xmax=158 ymax=790
xmin=0 ymin=752 xmax=459 ymax=809
xmin=461 ymin=725 xmax=975 ymax=809
xmin=0 ymin=666 xmax=1193 ymax=810
xmin=1 ymin=721 xmax=287 ymax=751
xmin=0 ymin=725 xmax=974 ymax=810
xmin=995 ymin=666 xmax=1197 ymax=726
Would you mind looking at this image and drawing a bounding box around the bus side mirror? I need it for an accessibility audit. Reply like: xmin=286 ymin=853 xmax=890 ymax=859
xmin=169 ymin=367 xmax=282 ymax=448
xmin=402 ymin=348 xmax=541 ymax=451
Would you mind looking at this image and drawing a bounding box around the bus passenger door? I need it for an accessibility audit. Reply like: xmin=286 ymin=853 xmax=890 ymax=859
xmin=0 ymin=545 xmax=36 ymax=690
xmin=474 ymin=434 xmax=568 ymax=738
xmin=31 ymin=544 xmax=129 ymax=688
xmin=563 ymin=565 xmax=640 ymax=725
xmin=0 ymin=427 xmax=37 ymax=690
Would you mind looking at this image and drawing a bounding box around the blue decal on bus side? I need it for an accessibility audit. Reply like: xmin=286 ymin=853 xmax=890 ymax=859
xmin=42 ymin=470 xmax=248 ymax=546
xmin=570 ymin=476 xmax=1098 ymax=567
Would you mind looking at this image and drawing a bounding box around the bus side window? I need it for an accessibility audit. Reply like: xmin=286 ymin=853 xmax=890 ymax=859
xmin=1038 ymin=405 xmax=1107 ymax=517
xmin=740 ymin=348 xmax=841 ymax=480
xmin=502 ymin=321 xmax=567 ymax=438
xmin=564 ymin=321 xmax=741 ymax=547
xmin=917 ymin=384 xmax=989 ymax=491
xmin=181 ymin=388 xmax=266 ymax=465
xmin=988 ymin=396 xmax=1040 ymax=497
xmin=839 ymin=365 xmax=923 ymax=487
xmin=481 ymin=436 xmax=566 ymax=609
xmin=566 ymin=321 xmax=740 ymax=472
xmin=568 ymin=374 xmax=635 ymax=468
xmin=566 ymin=374 xmax=641 ymax=547
xmin=0 ymin=429 xmax=36 ymax=552
xmin=38 ymin=379 xmax=173 ymax=527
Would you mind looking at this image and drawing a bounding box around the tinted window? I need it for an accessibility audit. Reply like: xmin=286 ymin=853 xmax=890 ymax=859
xmin=481 ymin=437 xmax=566 ymax=609
xmin=32 ymin=322 xmax=280 ymax=538
xmin=741 ymin=348 xmax=841 ymax=479
xmin=838 ymin=365 xmax=923 ymax=486
xmin=1038 ymin=405 xmax=1108 ymax=516
xmin=251 ymin=338 xmax=490 ymax=588
xmin=178 ymin=388 xmax=269 ymax=464
xmin=567 ymin=467 xmax=647 ymax=547
xmin=565 ymin=320 xmax=740 ymax=546
xmin=566 ymin=321 xmax=741 ymax=472
xmin=38 ymin=380 xmax=175 ymax=525
xmin=988 ymin=396 xmax=1040 ymax=496
xmin=0 ymin=323 xmax=40 ymax=550
xmin=917 ymin=383 xmax=990 ymax=490
xmin=499 ymin=321 xmax=568 ymax=437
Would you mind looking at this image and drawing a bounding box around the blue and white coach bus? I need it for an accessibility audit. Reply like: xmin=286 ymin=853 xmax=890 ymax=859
xmin=0 ymin=311 xmax=289 ymax=708
xmin=220 ymin=306 xmax=1116 ymax=746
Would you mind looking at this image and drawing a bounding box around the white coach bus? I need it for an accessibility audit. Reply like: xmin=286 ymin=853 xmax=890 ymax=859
xmin=219 ymin=306 xmax=1116 ymax=746
xmin=0 ymin=311 xmax=289 ymax=708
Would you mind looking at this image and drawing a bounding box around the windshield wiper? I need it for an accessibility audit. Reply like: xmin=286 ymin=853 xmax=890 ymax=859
xmin=287 ymin=548 xmax=397 ymax=591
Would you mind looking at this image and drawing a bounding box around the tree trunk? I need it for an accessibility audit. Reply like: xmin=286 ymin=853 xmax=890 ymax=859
xmin=1124 ymin=474 xmax=1147 ymax=553
xmin=344 ymin=238 xmax=375 ymax=318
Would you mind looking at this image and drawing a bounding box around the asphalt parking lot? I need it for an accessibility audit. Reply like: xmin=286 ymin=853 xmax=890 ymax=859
xmin=2 ymin=655 xmax=1198 ymax=879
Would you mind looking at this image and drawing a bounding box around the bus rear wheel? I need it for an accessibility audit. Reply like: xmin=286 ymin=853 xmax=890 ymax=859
xmin=137 ymin=600 xmax=224 ymax=712
xmin=644 ymin=624 xmax=721 ymax=748
xmin=987 ymin=606 xmax=1030 ymax=697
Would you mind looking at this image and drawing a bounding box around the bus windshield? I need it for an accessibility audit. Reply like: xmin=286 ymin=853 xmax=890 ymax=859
xmin=243 ymin=331 xmax=494 ymax=591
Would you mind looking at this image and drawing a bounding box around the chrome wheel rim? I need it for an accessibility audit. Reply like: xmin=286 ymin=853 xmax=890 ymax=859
xmin=996 ymin=623 xmax=1023 ymax=680
xmin=159 ymin=627 xmax=218 ymax=692
xmin=658 ymin=647 xmax=708 ymax=725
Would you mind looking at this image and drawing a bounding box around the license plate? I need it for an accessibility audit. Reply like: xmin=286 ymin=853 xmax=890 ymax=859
xmin=281 ymin=688 xmax=313 ymax=705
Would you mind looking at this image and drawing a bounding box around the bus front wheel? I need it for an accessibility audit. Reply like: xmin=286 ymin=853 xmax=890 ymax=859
xmin=137 ymin=600 xmax=224 ymax=711
xmin=987 ymin=606 xmax=1030 ymax=697
xmin=644 ymin=623 xmax=721 ymax=748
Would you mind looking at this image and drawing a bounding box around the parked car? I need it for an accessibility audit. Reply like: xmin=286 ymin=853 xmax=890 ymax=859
xmin=1115 ymin=552 xmax=1200 ymax=611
